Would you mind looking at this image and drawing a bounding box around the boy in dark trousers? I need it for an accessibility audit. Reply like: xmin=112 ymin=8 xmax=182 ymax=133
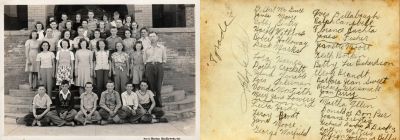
xmin=47 ymin=80 xmax=77 ymax=126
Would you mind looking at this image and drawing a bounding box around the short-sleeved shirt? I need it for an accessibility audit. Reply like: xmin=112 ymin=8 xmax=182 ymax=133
xmin=143 ymin=44 xmax=167 ymax=64
xmin=56 ymin=49 xmax=75 ymax=66
xmin=100 ymin=90 xmax=121 ymax=111
xmin=123 ymin=38 xmax=136 ymax=52
xmin=52 ymin=30 xmax=61 ymax=40
xmin=87 ymin=19 xmax=98 ymax=31
xmin=36 ymin=52 xmax=55 ymax=68
xmin=94 ymin=50 xmax=110 ymax=70
xmin=136 ymin=90 xmax=154 ymax=104
xmin=106 ymin=36 xmax=123 ymax=51
xmin=80 ymin=92 xmax=98 ymax=110
xmin=43 ymin=36 xmax=58 ymax=52
xmin=33 ymin=93 xmax=52 ymax=108
xmin=139 ymin=37 xmax=151 ymax=50
xmin=111 ymin=52 xmax=129 ymax=68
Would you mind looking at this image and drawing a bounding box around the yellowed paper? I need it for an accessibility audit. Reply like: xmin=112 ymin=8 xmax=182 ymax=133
xmin=201 ymin=0 xmax=399 ymax=139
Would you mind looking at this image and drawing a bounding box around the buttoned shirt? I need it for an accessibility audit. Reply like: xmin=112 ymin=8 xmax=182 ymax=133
xmin=143 ymin=44 xmax=167 ymax=64
xmin=99 ymin=90 xmax=121 ymax=111
xmin=121 ymin=91 xmax=139 ymax=110
xmin=33 ymin=93 xmax=52 ymax=108
xmin=106 ymin=36 xmax=123 ymax=51
xmin=80 ymin=91 xmax=98 ymax=110
xmin=94 ymin=50 xmax=110 ymax=70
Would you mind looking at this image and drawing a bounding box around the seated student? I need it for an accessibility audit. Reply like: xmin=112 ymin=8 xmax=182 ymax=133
xmin=99 ymin=81 xmax=124 ymax=125
xmin=136 ymin=81 xmax=168 ymax=123
xmin=75 ymin=82 xmax=102 ymax=125
xmin=23 ymin=85 xmax=52 ymax=126
xmin=47 ymin=80 xmax=77 ymax=126
xmin=119 ymin=82 xmax=145 ymax=123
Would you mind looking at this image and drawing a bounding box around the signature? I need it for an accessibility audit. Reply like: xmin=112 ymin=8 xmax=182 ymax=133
xmin=231 ymin=25 xmax=251 ymax=113
xmin=208 ymin=4 xmax=236 ymax=66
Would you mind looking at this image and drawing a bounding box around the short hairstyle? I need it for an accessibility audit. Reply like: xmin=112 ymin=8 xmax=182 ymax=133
xmin=131 ymin=21 xmax=139 ymax=29
xmin=115 ymin=41 xmax=125 ymax=51
xmin=96 ymin=39 xmax=109 ymax=51
xmin=34 ymin=21 xmax=44 ymax=30
xmin=113 ymin=11 xmax=120 ymax=16
xmin=133 ymin=41 xmax=143 ymax=51
xmin=107 ymin=80 xmax=114 ymax=85
xmin=88 ymin=10 xmax=94 ymax=14
xmin=37 ymin=85 xmax=46 ymax=89
xmin=139 ymin=80 xmax=149 ymax=86
xmin=61 ymin=80 xmax=70 ymax=86
xmin=29 ymin=30 xmax=39 ymax=39
xmin=81 ymin=20 xmax=88 ymax=24
xmin=60 ymin=38 xmax=71 ymax=49
xmin=110 ymin=26 xmax=117 ymax=30
xmin=39 ymin=41 xmax=50 ymax=52
xmin=124 ymin=30 xmax=132 ymax=37
xmin=65 ymin=20 xmax=73 ymax=28
xmin=78 ymin=38 xmax=89 ymax=49
xmin=126 ymin=80 xmax=133 ymax=86
xmin=61 ymin=30 xmax=71 ymax=39
xmin=85 ymin=82 xmax=93 ymax=87
xmin=61 ymin=13 xmax=68 ymax=16
xmin=148 ymin=31 xmax=157 ymax=36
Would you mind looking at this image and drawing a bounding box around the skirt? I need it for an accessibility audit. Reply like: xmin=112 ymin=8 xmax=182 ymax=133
xmin=56 ymin=65 xmax=74 ymax=85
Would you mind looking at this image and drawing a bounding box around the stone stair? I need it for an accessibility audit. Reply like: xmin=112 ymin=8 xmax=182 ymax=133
xmin=5 ymin=84 xmax=195 ymax=124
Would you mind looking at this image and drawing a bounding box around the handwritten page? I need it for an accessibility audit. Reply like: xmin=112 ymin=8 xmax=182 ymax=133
xmin=200 ymin=0 xmax=399 ymax=139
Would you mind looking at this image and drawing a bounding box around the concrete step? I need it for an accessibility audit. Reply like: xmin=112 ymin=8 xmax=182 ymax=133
xmin=9 ymin=89 xmax=36 ymax=97
xmin=165 ymin=107 xmax=195 ymax=121
xmin=19 ymin=84 xmax=31 ymax=90
xmin=5 ymin=113 xmax=26 ymax=125
xmin=161 ymin=85 xmax=174 ymax=94
xmin=163 ymin=95 xmax=195 ymax=111
xmin=5 ymin=95 xmax=33 ymax=105
xmin=162 ymin=90 xmax=186 ymax=103
xmin=5 ymin=104 xmax=32 ymax=113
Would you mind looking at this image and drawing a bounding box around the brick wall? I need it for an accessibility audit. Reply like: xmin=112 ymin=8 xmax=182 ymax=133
xmin=3 ymin=28 xmax=195 ymax=95
xmin=185 ymin=5 xmax=195 ymax=27
xmin=28 ymin=5 xmax=47 ymax=30
xmin=134 ymin=5 xmax=153 ymax=28
xmin=4 ymin=31 xmax=30 ymax=94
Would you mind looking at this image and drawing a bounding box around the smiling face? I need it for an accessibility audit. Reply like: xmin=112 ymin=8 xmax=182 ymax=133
xmin=99 ymin=41 xmax=106 ymax=50
xmin=46 ymin=28 xmax=53 ymax=36
xmin=140 ymin=82 xmax=148 ymax=90
xmin=106 ymin=82 xmax=115 ymax=91
xmin=94 ymin=31 xmax=101 ymax=38
xmin=50 ymin=22 xmax=57 ymax=29
xmin=61 ymin=40 xmax=69 ymax=49
xmin=60 ymin=83 xmax=69 ymax=92
xmin=125 ymin=30 xmax=131 ymax=38
xmin=64 ymin=31 xmax=71 ymax=39
xmin=149 ymin=32 xmax=158 ymax=43
xmin=85 ymin=83 xmax=93 ymax=93
xmin=82 ymin=21 xmax=88 ymax=28
xmin=135 ymin=43 xmax=142 ymax=51
xmin=116 ymin=42 xmax=123 ymax=52
xmin=126 ymin=84 xmax=133 ymax=92
xmin=41 ymin=42 xmax=49 ymax=51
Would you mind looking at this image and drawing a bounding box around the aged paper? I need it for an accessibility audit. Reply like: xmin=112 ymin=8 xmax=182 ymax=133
xmin=201 ymin=0 xmax=399 ymax=139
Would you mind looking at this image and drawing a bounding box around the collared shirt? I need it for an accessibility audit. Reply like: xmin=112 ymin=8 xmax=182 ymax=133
xmin=143 ymin=44 xmax=167 ymax=64
xmin=33 ymin=93 xmax=52 ymax=108
xmin=59 ymin=90 xmax=71 ymax=100
xmin=87 ymin=18 xmax=98 ymax=31
xmin=80 ymin=91 xmax=98 ymax=110
xmin=111 ymin=52 xmax=129 ymax=71
xmin=52 ymin=30 xmax=61 ymax=40
xmin=123 ymin=38 xmax=136 ymax=52
xmin=36 ymin=52 xmax=55 ymax=68
xmin=136 ymin=90 xmax=154 ymax=105
xmin=106 ymin=36 xmax=123 ymax=51
xmin=138 ymin=37 xmax=151 ymax=50
xmin=56 ymin=49 xmax=74 ymax=66
xmin=43 ymin=36 xmax=58 ymax=52
xmin=37 ymin=30 xmax=45 ymax=41
xmin=121 ymin=91 xmax=139 ymax=110
xmin=94 ymin=50 xmax=110 ymax=70
xmin=99 ymin=90 xmax=121 ymax=111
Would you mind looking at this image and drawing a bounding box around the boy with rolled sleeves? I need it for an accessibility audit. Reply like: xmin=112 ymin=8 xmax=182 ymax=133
xmin=75 ymin=82 xmax=102 ymax=125
xmin=99 ymin=81 xmax=125 ymax=125
xmin=23 ymin=85 xmax=52 ymax=126
xmin=120 ymin=82 xmax=145 ymax=123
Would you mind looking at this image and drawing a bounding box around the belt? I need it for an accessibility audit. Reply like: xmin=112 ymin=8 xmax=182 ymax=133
xmin=147 ymin=62 xmax=162 ymax=65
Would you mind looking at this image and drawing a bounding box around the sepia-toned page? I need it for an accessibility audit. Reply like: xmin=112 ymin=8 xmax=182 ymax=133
xmin=200 ymin=0 xmax=399 ymax=139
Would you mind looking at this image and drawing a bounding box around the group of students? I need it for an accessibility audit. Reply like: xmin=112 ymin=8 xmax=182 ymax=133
xmin=24 ymin=80 xmax=166 ymax=126
xmin=23 ymin=10 xmax=168 ymax=126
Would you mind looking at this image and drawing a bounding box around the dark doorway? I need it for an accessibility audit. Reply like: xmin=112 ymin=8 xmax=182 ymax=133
xmin=4 ymin=5 xmax=28 ymax=30
xmin=53 ymin=5 xmax=128 ymax=22
xmin=152 ymin=4 xmax=186 ymax=28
